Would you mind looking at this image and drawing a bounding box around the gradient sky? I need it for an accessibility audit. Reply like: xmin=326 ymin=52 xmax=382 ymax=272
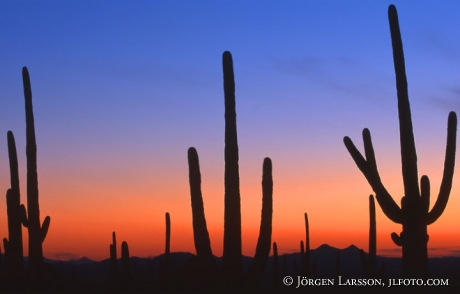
xmin=1 ymin=0 xmax=460 ymax=261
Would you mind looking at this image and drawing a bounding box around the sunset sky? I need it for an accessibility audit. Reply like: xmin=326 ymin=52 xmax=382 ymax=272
xmin=0 ymin=1 xmax=460 ymax=262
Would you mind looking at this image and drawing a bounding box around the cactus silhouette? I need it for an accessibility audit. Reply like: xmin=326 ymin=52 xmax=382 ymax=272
xmin=121 ymin=241 xmax=130 ymax=285
xmin=4 ymin=131 xmax=27 ymax=275
xmin=360 ymin=195 xmax=376 ymax=278
xmin=160 ymin=212 xmax=171 ymax=291
xmin=246 ymin=157 xmax=273 ymax=281
xmin=109 ymin=232 xmax=117 ymax=280
xmin=187 ymin=51 xmax=273 ymax=290
xmin=164 ymin=212 xmax=170 ymax=273
xmin=13 ymin=67 xmax=51 ymax=285
xmin=187 ymin=148 xmax=216 ymax=267
xmin=222 ymin=50 xmax=242 ymax=285
xmin=303 ymin=213 xmax=310 ymax=277
xmin=343 ymin=5 xmax=457 ymax=278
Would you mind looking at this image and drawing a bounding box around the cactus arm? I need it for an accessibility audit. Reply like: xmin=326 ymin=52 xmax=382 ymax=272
xmin=247 ymin=157 xmax=273 ymax=279
xmin=388 ymin=5 xmax=420 ymax=199
xmin=7 ymin=131 xmax=20 ymax=196
xmin=420 ymin=176 xmax=430 ymax=214
xmin=3 ymin=238 xmax=9 ymax=252
xmin=391 ymin=232 xmax=402 ymax=246
xmin=20 ymin=204 xmax=28 ymax=227
xmin=427 ymin=112 xmax=457 ymax=225
xmin=187 ymin=147 xmax=214 ymax=259
xmin=344 ymin=131 xmax=402 ymax=223
xmin=40 ymin=216 xmax=50 ymax=243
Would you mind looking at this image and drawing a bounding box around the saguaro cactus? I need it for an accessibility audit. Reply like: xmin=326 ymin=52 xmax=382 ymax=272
xmin=121 ymin=241 xmax=130 ymax=284
xmin=222 ymin=50 xmax=243 ymax=284
xmin=187 ymin=148 xmax=215 ymax=261
xmin=360 ymin=195 xmax=376 ymax=277
xmin=161 ymin=212 xmax=171 ymax=291
xmin=109 ymin=232 xmax=117 ymax=280
xmin=187 ymin=51 xmax=273 ymax=289
xmin=164 ymin=212 xmax=170 ymax=271
xmin=4 ymin=131 xmax=27 ymax=274
xmin=343 ymin=5 xmax=457 ymax=277
xmin=246 ymin=157 xmax=273 ymax=281
xmin=303 ymin=213 xmax=310 ymax=277
xmin=21 ymin=67 xmax=51 ymax=280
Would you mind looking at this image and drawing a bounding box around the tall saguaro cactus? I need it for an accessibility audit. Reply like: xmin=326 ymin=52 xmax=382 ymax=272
xmin=187 ymin=51 xmax=273 ymax=289
xmin=4 ymin=131 xmax=27 ymax=274
xmin=343 ymin=5 xmax=457 ymax=277
xmin=222 ymin=50 xmax=242 ymax=283
xmin=22 ymin=67 xmax=51 ymax=280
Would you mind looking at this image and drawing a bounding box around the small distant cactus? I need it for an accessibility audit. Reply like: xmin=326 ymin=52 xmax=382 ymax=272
xmin=109 ymin=232 xmax=117 ymax=280
xmin=164 ymin=212 xmax=170 ymax=273
xmin=360 ymin=195 xmax=376 ymax=278
xmin=121 ymin=241 xmax=130 ymax=285
xmin=302 ymin=213 xmax=310 ymax=277
xmin=343 ymin=5 xmax=457 ymax=278
xmin=160 ymin=212 xmax=171 ymax=291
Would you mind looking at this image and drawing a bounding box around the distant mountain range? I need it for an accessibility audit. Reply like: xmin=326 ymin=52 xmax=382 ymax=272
xmin=5 ymin=243 xmax=459 ymax=283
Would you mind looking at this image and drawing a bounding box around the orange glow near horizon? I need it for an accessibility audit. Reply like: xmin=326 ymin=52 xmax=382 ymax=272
xmin=2 ymin=164 xmax=457 ymax=262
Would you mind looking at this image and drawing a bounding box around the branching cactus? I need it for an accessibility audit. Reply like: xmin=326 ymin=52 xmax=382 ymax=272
xmin=343 ymin=5 xmax=457 ymax=277
xmin=21 ymin=67 xmax=51 ymax=280
xmin=187 ymin=51 xmax=273 ymax=289
xmin=360 ymin=195 xmax=376 ymax=278
xmin=4 ymin=131 xmax=28 ymax=274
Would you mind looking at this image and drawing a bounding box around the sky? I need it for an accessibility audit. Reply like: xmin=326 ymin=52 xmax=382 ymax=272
xmin=0 ymin=0 xmax=460 ymax=261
